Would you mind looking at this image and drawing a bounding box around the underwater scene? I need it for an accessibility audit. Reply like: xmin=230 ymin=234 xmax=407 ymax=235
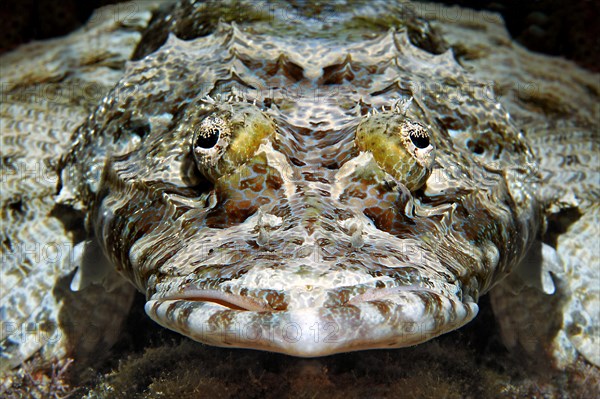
xmin=1 ymin=1 xmax=598 ymax=397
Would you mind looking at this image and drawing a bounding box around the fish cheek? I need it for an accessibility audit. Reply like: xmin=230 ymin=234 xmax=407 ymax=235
xmin=336 ymin=154 xmax=413 ymax=233
xmin=205 ymin=153 xmax=285 ymax=228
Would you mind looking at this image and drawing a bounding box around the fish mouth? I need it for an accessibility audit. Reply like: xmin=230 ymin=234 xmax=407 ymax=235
xmin=145 ymin=286 xmax=478 ymax=357
xmin=157 ymin=289 xmax=273 ymax=312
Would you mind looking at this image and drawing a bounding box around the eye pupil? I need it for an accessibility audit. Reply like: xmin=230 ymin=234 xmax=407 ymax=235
xmin=409 ymin=132 xmax=430 ymax=149
xmin=195 ymin=127 xmax=220 ymax=149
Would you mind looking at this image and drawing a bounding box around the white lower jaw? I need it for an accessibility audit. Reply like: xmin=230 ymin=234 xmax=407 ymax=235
xmin=145 ymin=290 xmax=478 ymax=357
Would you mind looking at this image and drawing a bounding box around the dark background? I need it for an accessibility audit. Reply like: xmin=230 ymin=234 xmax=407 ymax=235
xmin=1 ymin=0 xmax=598 ymax=71
xmin=426 ymin=0 xmax=599 ymax=71
xmin=0 ymin=0 xmax=124 ymax=52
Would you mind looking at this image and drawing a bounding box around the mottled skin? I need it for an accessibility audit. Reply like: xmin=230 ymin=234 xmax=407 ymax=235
xmin=1 ymin=0 xmax=598 ymax=380
xmin=58 ymin=8 xmax=540 ymax=357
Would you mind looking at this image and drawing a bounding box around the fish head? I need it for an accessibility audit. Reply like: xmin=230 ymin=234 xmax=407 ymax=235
xmin=69 ymin=23 xmax=541 ymax=356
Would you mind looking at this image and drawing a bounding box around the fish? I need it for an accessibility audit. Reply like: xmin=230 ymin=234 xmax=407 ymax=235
xmin=59 ymin=3 xmax=541 ymax=357
xmin=1 ymin=0 xmax=598 ymax=377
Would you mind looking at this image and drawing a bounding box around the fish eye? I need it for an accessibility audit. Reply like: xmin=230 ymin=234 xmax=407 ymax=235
xmin=189 ymin=102 xmax=276 ymax=182
xmin=355 ymin=111 xmax=435 ymax=191
xmin=409 ymin=130 xmax=430 ymax=149
xmin=194 ymin=118 xmax=224 ymax=149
